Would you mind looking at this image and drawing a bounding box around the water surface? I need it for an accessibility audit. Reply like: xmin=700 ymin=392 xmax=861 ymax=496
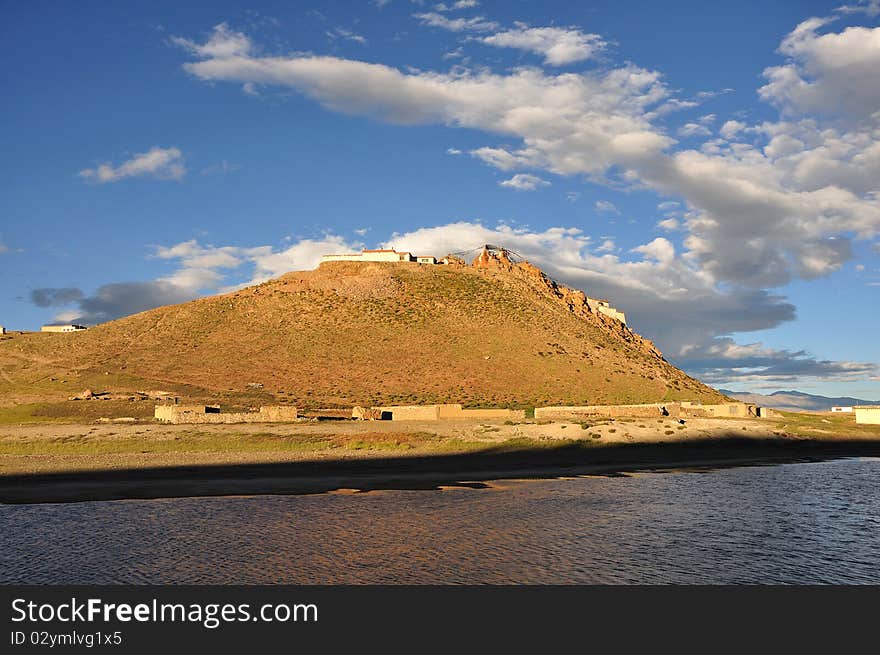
xmin=2 ymin=458 xmax=878 ymax=584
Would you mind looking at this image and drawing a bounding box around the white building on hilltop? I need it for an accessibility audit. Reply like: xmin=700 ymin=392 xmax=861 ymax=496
xmin=321 ymin=248 xmax=436 ymax=264
xmin=41 ymin=324 xmax=87 ymax=333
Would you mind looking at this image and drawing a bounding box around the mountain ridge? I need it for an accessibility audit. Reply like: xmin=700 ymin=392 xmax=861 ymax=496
xmin=720 ymin=389 xmax=880 ymax=412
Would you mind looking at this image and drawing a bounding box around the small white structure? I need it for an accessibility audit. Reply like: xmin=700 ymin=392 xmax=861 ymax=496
xmin=854 ymin=406 xmax=880 ymax=425
xmin=321 ymin=248 xmax=439 ymax=265
xmin=41 ymin=324 xmax=87 ymax=333
xmin=0 ymin=325 xmax=5 ymax=334
xmin=586 ymin=297 xmax=627 ymax=325
xmin=321 ymin=248 xmax=414 ymax=264
xmin=831 ymin=406 xmax=853 ymax=413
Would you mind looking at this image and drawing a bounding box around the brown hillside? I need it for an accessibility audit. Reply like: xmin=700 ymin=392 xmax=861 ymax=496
xmin=0 ymin=253 xmax=725 ymax=410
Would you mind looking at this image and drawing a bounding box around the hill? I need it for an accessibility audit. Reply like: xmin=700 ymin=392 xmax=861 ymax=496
xmin=720 ymin=389 xmax=880 ymax=413
xmin=0 ymin=250 xmax=726 ymax=412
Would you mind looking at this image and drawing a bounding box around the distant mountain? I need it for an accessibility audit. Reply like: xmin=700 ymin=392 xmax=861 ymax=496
xmin=719 ymin=389 xmax=880 ymax=412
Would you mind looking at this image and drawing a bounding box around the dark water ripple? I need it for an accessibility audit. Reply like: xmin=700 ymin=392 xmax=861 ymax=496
xmin=1 ymin=458 xmax=878 ymax=584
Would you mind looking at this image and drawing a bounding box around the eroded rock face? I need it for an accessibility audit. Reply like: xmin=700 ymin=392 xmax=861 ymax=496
xmin=471 ymin=246 xmax=515 ymax=270
xmin=470 ymin=249 xmax=664 ymax=361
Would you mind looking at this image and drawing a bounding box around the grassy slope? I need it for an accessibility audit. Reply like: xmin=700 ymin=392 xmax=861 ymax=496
xmin=0 ymin=261 xmax=724 ymax=414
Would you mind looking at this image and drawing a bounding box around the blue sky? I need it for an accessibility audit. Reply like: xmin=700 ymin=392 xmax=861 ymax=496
xmin=2 ymin=0 xmax=879 ymax=398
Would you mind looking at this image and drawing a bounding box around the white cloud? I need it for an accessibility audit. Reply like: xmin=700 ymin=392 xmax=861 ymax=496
xmin=446 ymin=147 xmax=463 ymax=155
xmin=327 ymin=27 xmax=368 ymax=45
xmin=171 ymin=23 xmax=252 ymax=59
xmin=678 ymin=122 xmax=712 ymax=137
xmin=632 ymin=237 xmax=675 ymax=263
xmin=566 ymin=191 xmax=581 ymax=202
xmin=657 ymin=200 xmax=680 ymax=211
xmin=435 ymin=0 xmax=479 ymax=10
xmin=414 ymin=12 xmax=497 ymax=32
xmin=759 ymin=17 xmax=880 ymax=122
xmin=79 ymin=147 xmax=186 ymax=184
xmin=594 ymin=200 xmax=619 ymax=214
xmin=176 ymin=20 xmax=880 ymax=314
xmin=499 ymin=173 xmax=550 ymax=191
xmin=656 ymin=217 xmax=680 ymax=231
xmin=836 ymin=1 xmax=880 ymax=17
xmin=481 ymin=25 xmax=607 ymax=66
xmin=719 ymin=120 xmax=746 ymax=140
xmin=595 ymin=238 xmax=616 ymax=253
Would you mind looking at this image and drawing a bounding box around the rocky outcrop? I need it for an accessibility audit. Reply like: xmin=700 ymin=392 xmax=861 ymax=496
xmin=471 ymin=247 xmax=664 ymax=361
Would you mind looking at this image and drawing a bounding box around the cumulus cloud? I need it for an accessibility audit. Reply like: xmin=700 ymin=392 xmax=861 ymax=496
xmin=499 ymin=173 xmax=550 ymax=190
xmin=632 ymin=237 xmax=675 ymax=263
xmin=79 ymin=147 xmax=186 ymax=184
xmin=175 ymin=21 xmax=880 ymax=294
xmin=759 ymin=17 xmax=880 ymax=122
xmin=595 ymin=238 xmax=616 ymax=253
xmin=656 ymin=217 xmax=680 ymax=231
xmin=678 ymin=122 xmax=712 ymax=137
xmin=481 ymin=25 xmax=607 ymax=66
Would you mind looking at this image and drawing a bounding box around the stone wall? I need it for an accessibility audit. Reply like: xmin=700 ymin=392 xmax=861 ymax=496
xmin=535 ymin=403 xmax=680 ymax=420
xmin=155 ymin=404 xmax=298 ymax=424
xmin=680 ymin=403 xmax=754 ymax=418
xmin=373 ymin=405 xmax=441 ymax=421
xmin=368 ymin=403 xmax=525 ymax=421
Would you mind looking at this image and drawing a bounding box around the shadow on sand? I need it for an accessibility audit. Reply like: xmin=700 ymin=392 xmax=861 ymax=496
xmin=3 ymin=437 xmax=880 ymax=504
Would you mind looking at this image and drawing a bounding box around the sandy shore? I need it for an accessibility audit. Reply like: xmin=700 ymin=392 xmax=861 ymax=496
xmin=1 ymin=415 xmax=879 ymax=503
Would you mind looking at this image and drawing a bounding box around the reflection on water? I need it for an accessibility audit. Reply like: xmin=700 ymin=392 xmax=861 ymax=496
xmin=1 ymin=459 xmax=878 ymax=584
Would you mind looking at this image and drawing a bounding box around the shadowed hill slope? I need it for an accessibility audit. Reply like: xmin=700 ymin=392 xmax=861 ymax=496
xmin=0 ymin=256 xmax=726 ymax=409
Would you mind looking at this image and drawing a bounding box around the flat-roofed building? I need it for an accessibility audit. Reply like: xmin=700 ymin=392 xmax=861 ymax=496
xmin=321 ymin=248 xmax=415 ymax=264
xmin=831 ymin=406 xmax=853 ymax=413
xmin=320 ymin=248 xmax=443 ymax=265
xmin=41 ymin=324 xmax=87 ymax=333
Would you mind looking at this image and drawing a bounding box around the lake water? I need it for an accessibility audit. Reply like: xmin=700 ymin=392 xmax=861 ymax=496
xmin=1 ymin=458 xmax=878 ymax=584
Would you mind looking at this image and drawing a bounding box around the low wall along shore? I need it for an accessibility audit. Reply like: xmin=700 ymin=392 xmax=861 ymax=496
xmin=155 ymin=405 xmax=299 ymax=424
xmin=535 ymin=403 xmax=681 ymax=420
xmin=368 ymin=404 xmax=526 ymax=422
xmin=535 ymin=402 xmax=767 ymax=421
